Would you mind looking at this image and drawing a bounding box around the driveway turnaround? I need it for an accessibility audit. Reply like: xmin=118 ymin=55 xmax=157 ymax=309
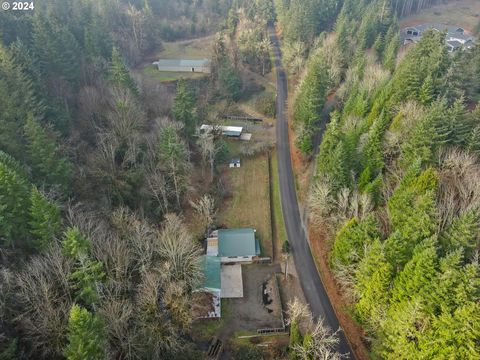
xmin=270 ymin=26 xmax=354 ymax=359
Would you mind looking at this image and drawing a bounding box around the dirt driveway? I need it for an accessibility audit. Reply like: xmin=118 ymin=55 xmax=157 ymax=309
xmin=221 ymin=263 xmax=283 ymax=339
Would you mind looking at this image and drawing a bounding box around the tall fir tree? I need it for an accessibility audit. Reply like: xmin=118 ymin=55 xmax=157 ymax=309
xmin=28 ymin=186 xmax=61 ymax=251
xmin=64 ymin=305 xmax=106 ymax=360
xmin=24 ymin=116 xmax=72 ymax=193
xmin=0 ymin=161 xmax=31 ymax=248
xmin=172 ymin=79 xmax=197 ymax=137
xmin=109 ymin=47 xmax=139 ymax=95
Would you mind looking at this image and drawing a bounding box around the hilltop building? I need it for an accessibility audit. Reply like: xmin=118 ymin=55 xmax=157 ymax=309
xmin=402 ymin=23 xmax=475 ymax=52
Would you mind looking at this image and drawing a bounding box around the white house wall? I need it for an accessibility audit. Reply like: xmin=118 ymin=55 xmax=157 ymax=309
xmin=156 ymin=65 xmax=210 ymax=73
xmin=221 ymin=256 xmax=253 ymax=264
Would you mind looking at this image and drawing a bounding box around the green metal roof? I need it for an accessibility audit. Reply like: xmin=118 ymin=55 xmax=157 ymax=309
xmin=218 ymin=228 xmax=257 ymax=257
xmin=202 ymin=256 xmax=221 ymax=290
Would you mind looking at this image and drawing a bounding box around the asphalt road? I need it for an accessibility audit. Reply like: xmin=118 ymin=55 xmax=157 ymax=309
xmin=270 ymin=27 xmax=354 ymax=358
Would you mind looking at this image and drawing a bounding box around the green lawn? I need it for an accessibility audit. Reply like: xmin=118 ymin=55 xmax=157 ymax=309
xmin=218 ymin=153 xmax=273 ymax=258
xmin=159 ymin=36 xmax=214 ymax=59
xmin=271 ymin=151 xmax=288 ymax=261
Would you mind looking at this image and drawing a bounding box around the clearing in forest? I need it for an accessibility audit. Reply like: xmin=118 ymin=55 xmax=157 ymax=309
xmin=141 ymin=35 xmax=214 ymax=82
xmin=400 ymin=0 xmax=480 ymax=32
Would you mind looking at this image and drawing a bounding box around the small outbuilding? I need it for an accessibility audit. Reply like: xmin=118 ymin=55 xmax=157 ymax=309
xmin=229 ymin=159 xmax=241 ymax=168
xmin=152 ymin=59 xmax=211 ymax=73
xmin=200 ymin=124 xmax=244 ymax=138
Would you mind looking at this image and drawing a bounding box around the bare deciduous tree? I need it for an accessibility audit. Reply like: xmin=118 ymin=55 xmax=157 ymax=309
xmin=190 ymin=194 xmax=216 ymax=233
xmin=196 ymin=129 xmax=220 ymax=180
xmin=157 ymin=214 xmax=202 ymax=291
xmin=292 ymin=318 xmax=344 ymax=360
xmin=287 ymin=298 xmax=345 ymax=360
xmin=437 ymin=148 xmax=480 ymax=230
xmin=13 ymin=244 xmax=73 ymax=358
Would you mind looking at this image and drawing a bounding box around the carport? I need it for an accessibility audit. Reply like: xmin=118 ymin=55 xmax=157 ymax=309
xmin=221 ymin=264 xmax=244 ymax=298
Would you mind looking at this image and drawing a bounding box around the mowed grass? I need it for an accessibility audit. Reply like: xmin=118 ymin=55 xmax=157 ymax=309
xmin=271 ymin=151 xmax=288 ymax=261
xmin=159 ymin=36 xmax=214 ymax=59
xmin=218 ymin=153 xmax=273 ymax=258
xmin=400 ymin=0 xmax=480 ymax=31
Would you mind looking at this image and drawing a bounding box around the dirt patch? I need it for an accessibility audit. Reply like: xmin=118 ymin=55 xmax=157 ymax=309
xmin=218 ymin=264 xmax=284 ymax=340
xmin=308 ymin=225 xmax=370 ymax=360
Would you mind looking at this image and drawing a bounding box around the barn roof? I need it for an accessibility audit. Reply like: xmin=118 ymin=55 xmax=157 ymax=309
xmin=155 ymin=59 xmax=210 ymax=68
xmin=218 ymin=228 xmax=258 ymax=257
xmin=202 ymin=256 xmax=221 ymax=291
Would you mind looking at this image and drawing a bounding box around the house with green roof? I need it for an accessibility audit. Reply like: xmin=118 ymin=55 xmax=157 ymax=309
xmin=198 ymin=228 xmax=260 ymax=318
xmin=198 ymin=256 xmax=221 ymax=318
xmin=207 ymin=228 xmax=260 ymax=263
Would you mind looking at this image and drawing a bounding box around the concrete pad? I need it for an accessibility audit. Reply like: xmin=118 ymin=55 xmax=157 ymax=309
xmin=240 ymin=133 xmax=252 ymax=141
xmin=221 ymin=264 xmax=243 ymax=298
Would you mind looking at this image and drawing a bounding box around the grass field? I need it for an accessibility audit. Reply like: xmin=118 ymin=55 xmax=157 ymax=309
xmin=159 ymin=36 xmax=214 ymax=59
xmin=271 ymin=151 xmax=288 ymax=261
xmin=139 ymin=36 xmax=213 ymax=82
xmin=218 ymin=152 xmax=273 ymax=258
xmin=400 ymin=0 xmax=480 ymax=31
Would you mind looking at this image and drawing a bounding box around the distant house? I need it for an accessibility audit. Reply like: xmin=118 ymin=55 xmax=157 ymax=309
xmin=200 ymin=124 xmax=244 ymax=138
xmin=402 ymin=23 xmax=475 ymax=52
xmin=152 ymin=59 xmax=211 ymax=73
xmin=229 ymin=158 xmax=241 ymax=168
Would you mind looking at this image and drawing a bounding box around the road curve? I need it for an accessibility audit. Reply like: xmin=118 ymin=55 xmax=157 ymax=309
xmin=270 ymin=27 xmax=354 ymax=358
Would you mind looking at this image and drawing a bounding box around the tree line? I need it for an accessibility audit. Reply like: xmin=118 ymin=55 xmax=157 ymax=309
xmin=291 ymin=0 xmax=480 ymax=358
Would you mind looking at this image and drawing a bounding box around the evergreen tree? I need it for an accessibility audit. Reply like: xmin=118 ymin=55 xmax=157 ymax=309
xmin=70 ymin=260 xmax=105 ymax=305
xmin=218 ymin=61 xmax=242 ymax=101
xmin=421 ymin=303 xmax=480 ymax=359
xmin=33 ymin=16 xmax=82 ymax=86
xmin=355 ymin=239 xmax=393 ymax=329
xmin=390 ymin=239 xmax=438 ymax=307
xmin=172 ymin=79 xmax=197 ymax=137
xmin=388 ymin=168 xmax=438 ymax=249
xmin=418 ymin=73 xmax=434 ymax=104
xmin=0 ymin=45 xmax=40 ymax=158
xmin=382 ymin=31 xmax=399 ymax=72
xmin=62 ymin=226 xmax=90 ymax=259
xmin=331 ymin=215 xmax=380 ymax=268
xmin=109 ymin=47 xmax=139 ymax=95
xmin=64 ymin=305 xmax=106 ymax=360
xmin=158 ymin=124 xmax=190 ymax=209
xmin=439 ymin=211 xmax=479 ymax=259
xmin=294 ymin=49 xmax=330 ymax=154
xmin=0 ymin=161 xmax=31 ymax=248
xmin=28 ymin=186 xmax=61 ymax=251
xmin=24 ymin=116 xmax=72 ymax=192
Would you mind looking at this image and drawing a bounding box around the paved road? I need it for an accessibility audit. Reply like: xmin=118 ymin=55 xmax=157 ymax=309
xmin=270 ymin=27 xmax=354 ymax=358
